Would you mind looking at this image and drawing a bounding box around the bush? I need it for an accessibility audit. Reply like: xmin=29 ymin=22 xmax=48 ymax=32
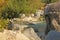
xmin=0 ymin=19 xmax=9 ymax=31
xmin=0 ymin=0 xmax=46 ymax=19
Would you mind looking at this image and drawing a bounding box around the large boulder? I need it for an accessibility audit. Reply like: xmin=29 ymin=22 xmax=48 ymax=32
xmin=44 ymin=2 xmax=60 ymax=35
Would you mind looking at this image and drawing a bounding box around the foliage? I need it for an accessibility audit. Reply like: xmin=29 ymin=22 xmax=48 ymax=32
xmin=0 ymin=19 xmax=9 ymax=31
xmin=0 ymin=0 xmax=45 ymax=19
xmin=0 ymin=0 xmax=59 ymax=19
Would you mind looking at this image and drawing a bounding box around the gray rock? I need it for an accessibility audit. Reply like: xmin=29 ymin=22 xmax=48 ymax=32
xmin=44 ymin=2 xmax=60 ymax=35
xmin=45 ymin=30 xmax=60 ymax=40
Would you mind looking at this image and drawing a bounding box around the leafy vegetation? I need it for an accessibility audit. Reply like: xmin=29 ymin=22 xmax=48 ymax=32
xmin=0 ymin=0 xmax=46 ymax=19
xmin=0 ymin=0 xmax=59 ymax=19
xmin=0 ymin=18 xmax=9 ymax=31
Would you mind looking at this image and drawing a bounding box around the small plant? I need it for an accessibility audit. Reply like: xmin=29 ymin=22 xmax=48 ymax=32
xmin=0 ymin=18 xmax=9 ymax=31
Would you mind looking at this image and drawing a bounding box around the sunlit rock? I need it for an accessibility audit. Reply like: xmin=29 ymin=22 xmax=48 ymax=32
xmin=23 ymin=27 xmax=41 ymax=40
xmin=0 ymin=30 xmax=30 ymax=40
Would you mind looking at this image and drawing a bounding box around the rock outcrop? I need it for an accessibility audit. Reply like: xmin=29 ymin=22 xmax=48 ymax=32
xmin=44 ymin=2 xmax=60 ymax=35
xmin=0 ymin=30 xmax=30 ymax=40
xmin=0 ymin=28 xmax=41 ymax=40
xmin=23 ymin=27 xmax=41 ymax=40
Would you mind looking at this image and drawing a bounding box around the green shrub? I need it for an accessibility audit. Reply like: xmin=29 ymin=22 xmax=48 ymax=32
xmin=0 ymin=19 xmax=9 ymax=31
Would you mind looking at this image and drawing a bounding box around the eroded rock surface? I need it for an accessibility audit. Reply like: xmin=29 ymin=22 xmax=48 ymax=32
xmin=23 ymin=27 xmax=41 ymax=40
xmin=0 ymin=28 xmax=41 ymax=40
xmin=44 ymin=2 xmax=60 ymax=35
xmin=0 ymin=30 xmax=30 ymax=40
